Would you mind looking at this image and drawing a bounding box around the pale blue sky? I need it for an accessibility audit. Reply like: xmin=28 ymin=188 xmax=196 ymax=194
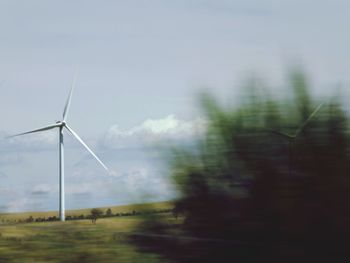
xmin=0 ymin=0 xmax=349 ymax=212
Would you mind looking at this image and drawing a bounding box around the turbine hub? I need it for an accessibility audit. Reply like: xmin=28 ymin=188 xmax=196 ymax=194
xmin=55 ymin=121 xmax=66 ymax=127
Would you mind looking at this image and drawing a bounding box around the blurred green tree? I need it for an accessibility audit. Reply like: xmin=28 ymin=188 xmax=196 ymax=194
xmin=135 ymin=70 xmax=350 ymax=261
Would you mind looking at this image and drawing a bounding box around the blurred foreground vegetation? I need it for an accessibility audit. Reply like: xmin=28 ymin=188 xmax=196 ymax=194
xmin=133 ymin=70 xmax=350 ymax=262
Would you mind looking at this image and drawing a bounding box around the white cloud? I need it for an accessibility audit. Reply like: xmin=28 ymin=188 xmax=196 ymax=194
xmin=141 ymin=115 xmax=181 ymax=134
xmin=102 ymin=115 xmax=207 ymax=149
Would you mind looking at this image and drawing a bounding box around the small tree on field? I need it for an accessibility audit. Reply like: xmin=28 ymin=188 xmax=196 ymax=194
xmin=106 ymin=208 xmax=112 ymax=217
xmin=90 ymin=208 xmax=103 ymax=224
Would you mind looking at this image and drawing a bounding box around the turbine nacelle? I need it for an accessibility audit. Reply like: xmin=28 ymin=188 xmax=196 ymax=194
xmin=55 ymin=121 xmax=66 ymax=127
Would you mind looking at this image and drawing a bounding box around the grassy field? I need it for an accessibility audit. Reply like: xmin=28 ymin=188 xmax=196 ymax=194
xmin=0 ymin=202 xmax=178 ymax=263
xmin=0 ymin=201 xmax=173 ymax=222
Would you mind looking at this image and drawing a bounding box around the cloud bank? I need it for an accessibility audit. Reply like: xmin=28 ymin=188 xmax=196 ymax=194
xmin=102 ymin=115 xmax=207 ymax=149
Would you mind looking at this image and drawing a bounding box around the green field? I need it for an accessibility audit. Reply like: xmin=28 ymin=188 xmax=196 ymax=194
xmin=0 ymin=202 xmax=176 ymax=262
xmin=0 ymin=201 xmax=173 ymax=222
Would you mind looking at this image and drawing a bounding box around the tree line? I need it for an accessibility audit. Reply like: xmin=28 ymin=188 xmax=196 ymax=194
xmin=0 ymin=208 xmax=173 ymax=224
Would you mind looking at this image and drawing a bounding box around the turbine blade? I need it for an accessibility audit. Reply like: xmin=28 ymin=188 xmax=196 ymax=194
xmin=65 ymin=125 xmax=108 ymax=171
xmin=265 ymin=129 xmax=294 ymax=140
xmin=294 ymin=102 xmax=325 ymax=137
xmin=7 ymin=123 xmax=60 ymax=138
xmin=63 ymin=74 xmax=77 ymax=121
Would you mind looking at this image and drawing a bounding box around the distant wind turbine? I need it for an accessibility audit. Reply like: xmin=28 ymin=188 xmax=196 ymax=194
xmin=269 ymin=102 xmax=324 ymax=176
xmin=8 ymin=77 xmax=108 ymax=221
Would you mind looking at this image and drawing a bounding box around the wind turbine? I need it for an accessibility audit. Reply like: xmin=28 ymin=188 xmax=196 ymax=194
xmin=9 ymin=77 xmax=108 ymax=221
xmin=269 ymin=102 xmax=324 ymax=177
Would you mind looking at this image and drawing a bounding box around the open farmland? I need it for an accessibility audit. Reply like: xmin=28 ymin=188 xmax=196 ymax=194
xmin=0 ymin=202 xmax=178 ymax=262
xmin=0 ymin=217 xmax=169 ymax=262
xmin=0 ymin=201 xmax=173 ymax=222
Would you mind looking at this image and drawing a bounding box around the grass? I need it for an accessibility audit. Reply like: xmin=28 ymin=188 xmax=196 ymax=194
xmin=0 ymin=201 xmax=176 ymax=262
xmin=0 ymin=201 xmax=173 ymax=222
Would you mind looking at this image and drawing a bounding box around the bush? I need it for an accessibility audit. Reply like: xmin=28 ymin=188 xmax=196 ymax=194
xmin=134 ymin=70 xmax=350 ymax=261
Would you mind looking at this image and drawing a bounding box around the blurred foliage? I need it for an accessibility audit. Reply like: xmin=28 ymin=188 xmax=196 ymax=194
xmin=135 ymin=69 xmax=350 ymax=262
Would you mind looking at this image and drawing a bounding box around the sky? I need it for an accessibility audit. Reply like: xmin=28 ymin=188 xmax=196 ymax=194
xmin=0 ymin=0 xmax=349 ymax=212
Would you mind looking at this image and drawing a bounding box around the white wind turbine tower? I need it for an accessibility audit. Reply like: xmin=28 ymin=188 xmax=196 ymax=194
xmin=9 ymin=77 xmax=108 ymax=221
